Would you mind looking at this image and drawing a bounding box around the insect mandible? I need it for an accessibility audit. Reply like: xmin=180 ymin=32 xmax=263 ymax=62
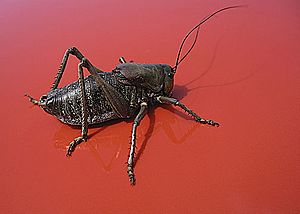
xmin=26 ymin=6 xmax=239 ymax=185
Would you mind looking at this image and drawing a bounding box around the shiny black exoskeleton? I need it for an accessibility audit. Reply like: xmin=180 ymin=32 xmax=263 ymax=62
xmin=26 ymin=6 xmax=240 ymax=185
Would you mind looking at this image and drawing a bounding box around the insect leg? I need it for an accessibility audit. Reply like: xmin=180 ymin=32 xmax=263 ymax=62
xmin=80 ymin=58 xmax=130 ymax=118
xmin=128 ymin=102 xmax=148 ymax=185
xmin=156 ymin=96 xmax=219 ymax=127
xmin=119 ymin=57 xmax=134 ymax=63
xmin=119 ymin=57 xmax=126 ymax=63
xmin=51 ymin=47 xmax=103 ymax=90
xmin=66 ymin=60 xmax=89 ymax=156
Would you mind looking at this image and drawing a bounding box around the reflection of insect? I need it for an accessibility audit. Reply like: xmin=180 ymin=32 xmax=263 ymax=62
xmin=25 ymin=6 xmax=239 ymax=185
xmin=52 ymin=104 xmax=200 ymax=173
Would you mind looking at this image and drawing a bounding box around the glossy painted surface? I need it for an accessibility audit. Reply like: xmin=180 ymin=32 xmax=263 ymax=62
xmin=1 ymin=0 xmax=299 ymax=213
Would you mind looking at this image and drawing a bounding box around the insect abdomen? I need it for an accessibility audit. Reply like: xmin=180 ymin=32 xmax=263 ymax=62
xmin=44 ymin=73 xmax=137 ymax=126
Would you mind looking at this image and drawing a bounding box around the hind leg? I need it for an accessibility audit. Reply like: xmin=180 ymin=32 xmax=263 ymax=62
xmin=66 ymin=59 xmax=89 ymax=156
xmin=51 ymin=47 xmax=103 ymax=90
xmin=26 ymin=47 xmax=103 ymax=105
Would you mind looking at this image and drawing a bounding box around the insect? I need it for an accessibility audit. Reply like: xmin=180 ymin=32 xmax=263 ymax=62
xmin=26 ymin=6 xmax=239 ymax=185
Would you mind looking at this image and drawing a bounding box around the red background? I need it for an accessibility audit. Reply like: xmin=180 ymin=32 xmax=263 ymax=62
xmin=1 ymin=0 xmax=299 ymax=213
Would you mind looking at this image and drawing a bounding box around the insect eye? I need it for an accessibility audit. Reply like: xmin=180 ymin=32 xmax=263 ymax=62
xmin=168 ymin=72 xmax=174 ymax=78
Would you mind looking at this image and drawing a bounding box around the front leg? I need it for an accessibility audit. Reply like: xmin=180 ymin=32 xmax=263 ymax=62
xmin=128 ymin=102 xmax=148 ymax=185
xmin=156 ymin=96 xmax=219 ymax=127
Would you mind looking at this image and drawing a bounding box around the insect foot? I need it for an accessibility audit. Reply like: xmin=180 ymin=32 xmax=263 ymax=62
xmin=127 ymin=164 xmax=136 ymax=185
xmin=196 ymin=118 xmax=220 ymax=127
xmin=66 ymin=136 xmax=87 ymax=157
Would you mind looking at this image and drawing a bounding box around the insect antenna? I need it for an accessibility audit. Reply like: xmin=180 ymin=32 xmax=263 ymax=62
xmin=173 ymin=5 xmax=242 ymax=72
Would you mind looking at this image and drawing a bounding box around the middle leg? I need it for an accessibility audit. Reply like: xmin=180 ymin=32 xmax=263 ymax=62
xmin=127 ymin=102 xmax=148 ymax=185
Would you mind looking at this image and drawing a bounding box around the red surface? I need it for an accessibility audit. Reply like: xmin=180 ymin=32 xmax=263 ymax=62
xmin=1 ymin=1 xmax=299 ymax=213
